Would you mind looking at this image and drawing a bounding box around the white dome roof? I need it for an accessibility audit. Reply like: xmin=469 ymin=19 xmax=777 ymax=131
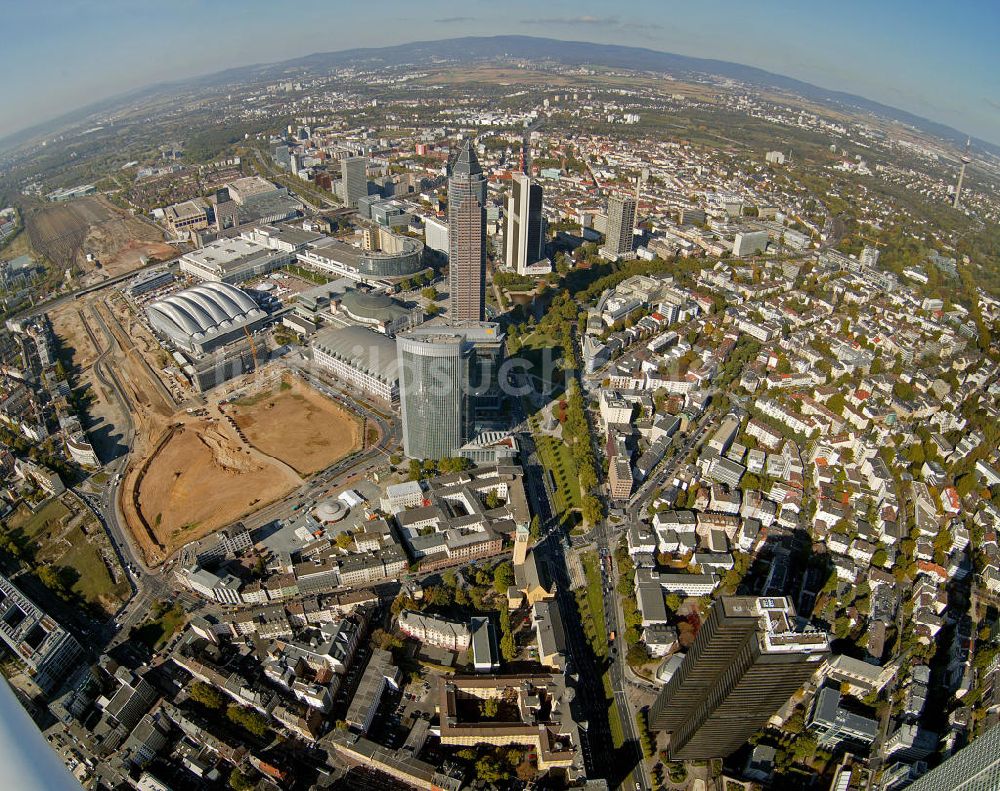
xmin=313 ymin=500 xmax=348 ymax=523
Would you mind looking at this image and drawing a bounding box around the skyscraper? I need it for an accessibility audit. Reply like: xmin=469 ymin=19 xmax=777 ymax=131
xmin=506 ymin=173 xmax=545 ymax=274
xmin=601 ymin=194 xmax=636 ymax=260
xmin=341 ymin=156 xmax=369 ymax=209
xmin=448 ymin=140 xmax=487 ymax=323
xmin=397 ymin=331 xmax=468 ymax=461
xmin=396 ymin=323 xmax=504 ymax=460
xmin=650 ymin=596 xmax=829 ymax=759
xmin=900 ymin=724 xmax=1000 ymax=791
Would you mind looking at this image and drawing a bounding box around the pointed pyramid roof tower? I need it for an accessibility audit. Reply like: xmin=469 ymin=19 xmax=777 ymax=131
xmin=450 ymin=138 xmax=482 ymax=177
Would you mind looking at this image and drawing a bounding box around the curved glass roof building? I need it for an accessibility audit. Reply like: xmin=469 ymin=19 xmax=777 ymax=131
xmin=146 ymin=281 xmax=267 ymax=354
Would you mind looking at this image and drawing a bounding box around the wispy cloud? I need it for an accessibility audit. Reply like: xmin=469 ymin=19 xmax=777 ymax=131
xmin=622 ymin=21 xmax=663 ymax=32
xmin=434 ymin=16 xmax=474 ymax=23
xmin=521 ymin=15 xmax=619 ymax=26
xmin=519 ymin=15 xmax=663 ymax=42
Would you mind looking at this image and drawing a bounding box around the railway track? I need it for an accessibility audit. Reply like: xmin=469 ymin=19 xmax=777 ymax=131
xmin=96 ymin=295 xmax=179 ymax=410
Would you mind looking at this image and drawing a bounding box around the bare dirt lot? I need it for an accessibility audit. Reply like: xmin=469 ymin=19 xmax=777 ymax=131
xmin=48 ymin=299 xmax=132 ymax=464
xmin=96 ymin=297 xmax=177 ymax=419
xmin=133 ymin=419 xmax=301 ymax=553
xmin=49 ymin=303 xmax=100 ymax=371
xmin=90 ymin=236 xmax=176 ymax=279
xmin=22 ymin=195 xmax=171 ymax=276
xmin=229 ymin=377 xmax=363 ymax=476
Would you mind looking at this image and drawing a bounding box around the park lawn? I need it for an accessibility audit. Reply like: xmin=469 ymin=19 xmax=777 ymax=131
xmin=8 ymin=499 xmax=71 ymax=540
xmin=582 ymin=552 xmax=609 ymax=655
xmin=515 ymin=329 xmax=565 ymax=382
xmin=60 ymin=525 xmax=127 ymax=605
xmin=4 ymin=502 xmax=129 ymax=614
xmin=535 ymin=435 xmax=582 ymax=515
xmin=602 ymin=670 xmax=625 ymax=749
xmin=155 ymin=606 xmax=187 ymax=645
xmin=134 ymin=603 xmax=186 ymax=650
xmin=573 ymin=551 xmax=609 ymax=661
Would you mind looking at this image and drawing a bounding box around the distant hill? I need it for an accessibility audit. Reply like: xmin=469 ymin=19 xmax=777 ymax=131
xmin=4 ymin=35 xmax=997 ymax=157
xmin=191 ymin=36 xmax=998 ymax=156
xmin=0 ymin=84 xmax=165 ymax=157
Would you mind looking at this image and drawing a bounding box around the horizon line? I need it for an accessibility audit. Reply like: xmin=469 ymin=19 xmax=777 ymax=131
xmin=1 ymin=33 xmax=994 ymax=153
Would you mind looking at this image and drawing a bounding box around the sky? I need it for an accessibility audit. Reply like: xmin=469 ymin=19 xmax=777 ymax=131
xmin=2 ymin=0 xmax=998 ymax=146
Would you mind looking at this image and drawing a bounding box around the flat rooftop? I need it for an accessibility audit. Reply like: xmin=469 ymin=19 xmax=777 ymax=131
xmin=182 ymin=237 xmax=273 ymax=269
xmin=227 ymin=175 xmax=278 ymax=202
xmin=165 ymin=200 xmax=207 ymax=221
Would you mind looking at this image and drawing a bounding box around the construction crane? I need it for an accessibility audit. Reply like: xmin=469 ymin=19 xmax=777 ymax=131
xmin=243 ymin=325 xmax=257 ymax=374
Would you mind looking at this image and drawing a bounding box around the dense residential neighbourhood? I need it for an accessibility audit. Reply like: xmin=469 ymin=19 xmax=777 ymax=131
xmin=0 ymin=18 xmax=1000 ymax=791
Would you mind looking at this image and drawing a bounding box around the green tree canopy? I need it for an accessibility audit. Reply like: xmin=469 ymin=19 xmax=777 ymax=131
xmin=493 ymin=561 xmax=514 ymax=594
xmin=189 ymin=681 xmax=224 ymax=710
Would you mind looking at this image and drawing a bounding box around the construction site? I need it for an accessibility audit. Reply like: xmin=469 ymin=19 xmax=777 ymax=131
xmin=21 ymin=194 xmax=175 ymax=282
xmin=228 ymin=375 xmax=362 ymax=476
xmin=29 ymin=189 xmax=371 ymax=566
xmin=126 ymin=410 xmax=302 ymax=554
xmin=51 ymin=280 xmax=366 ymax=565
